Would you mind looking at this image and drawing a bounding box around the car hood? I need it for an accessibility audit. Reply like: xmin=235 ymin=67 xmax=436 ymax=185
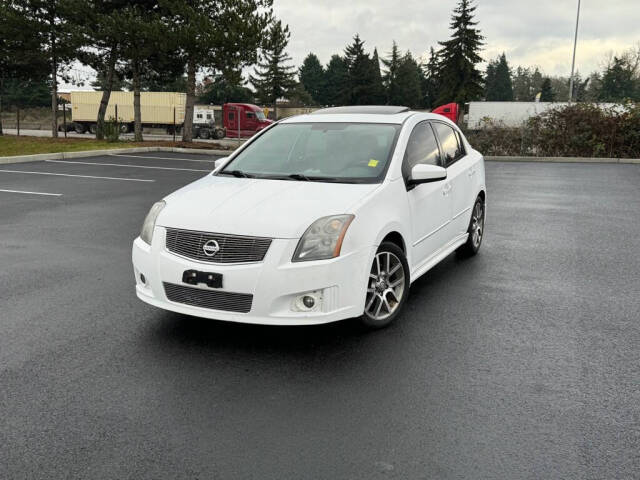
xmin=158 ymin=174 xmax=379 ymax=238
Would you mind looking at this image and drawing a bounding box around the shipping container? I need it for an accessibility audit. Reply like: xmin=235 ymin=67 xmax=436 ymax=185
xmin=70 ymin=91 xmax=186 ymax=133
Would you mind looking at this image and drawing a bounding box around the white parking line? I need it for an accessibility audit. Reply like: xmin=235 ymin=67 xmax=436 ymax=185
xmin=110 ymin=154 xmax=217 ymax=163
xmin=0 ymin=188 xmax=62 ymax=197
xmin=47 ymin=159 xmax=211 ymax=173
xmin=0 ymin=169 xmax=154 ymax=182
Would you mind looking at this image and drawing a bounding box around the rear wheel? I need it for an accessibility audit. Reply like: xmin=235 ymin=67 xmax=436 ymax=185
xmin=457 ymin=196 xmax=485 ymax=257
xmin=89 ymin=123 xmax=97 ymax=134
xmin=359 ymin=242 xmax=410 ymax=329
xmin=74 ymin=123 xmax=86 ymax=134
xmin=119 ymin=123 xmax=131 ymax=134
xmin=199 ymin=128 xmax=211 ymax=139
xmin=213 ymin=128 xmax=225 ymax=139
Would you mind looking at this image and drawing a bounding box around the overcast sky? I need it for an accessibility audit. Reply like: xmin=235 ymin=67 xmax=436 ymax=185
xmin=274 ymin=0 xmax=639 ymax=76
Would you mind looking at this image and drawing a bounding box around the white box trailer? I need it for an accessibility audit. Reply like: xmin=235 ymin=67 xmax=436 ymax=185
xmin=70 ymin=91 xmax=186 ymax=134
xmin=466 ymin=101 xmax=622 ymax=129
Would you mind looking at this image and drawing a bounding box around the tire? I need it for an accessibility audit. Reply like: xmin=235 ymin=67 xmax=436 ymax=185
xmin=74 ymin=123 xmax=86 ymax=134
xmin=213 ymin=128 xmax=225 ymax=139
xmin=119 ymin=123 xmax=131 ymax=134
xmin=199 ymin=128 xmax=211 ymax=140
xmin=89 ymin=123 xmax=97 ymax=134
xmin=359 ymin=241 xmax=410 ymax=329
xmin=457 ymin=195 xmax=485 ymax=257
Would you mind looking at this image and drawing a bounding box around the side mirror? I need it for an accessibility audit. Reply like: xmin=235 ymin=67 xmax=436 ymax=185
xmin=213 ymin=156 xmax=230 ymax=171
xmin=408 ymin=164 xmax=447 ymax=186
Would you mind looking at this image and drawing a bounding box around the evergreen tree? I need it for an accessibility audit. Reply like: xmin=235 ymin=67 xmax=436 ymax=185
xmin=166 ymin=0 xmax=271 ymax=142
xmin=324 ymin=54 xmax=349 ymax=106
xmin=299 ymin=53 xmax=326 ymax=105
xmin=368 ymin=48 xmax=386 ymax=104
xmin=421 ymin=47 xmax=440 ymax=109
xmin=288 ymin=82 xmax=313 ymax=106
xmin=251 ymin=20 xmax=296 ymax=117
xmin=344 ymin=34 xmax=370 ymax=104
xmin=198 ymin=71 xmax=254 ymax=104
xmin=598 ymin=56 xmax=637 ymax=101
xmin=540 ymin=78 xmax=554 ymax=102
xmin=0 ymin=1 xmax=48 ymax=134
xmin=74 ymin=0 xmax=129 ymax=139
xmin=436 ymin=0 xmax=484 ymax=105
xmin=484 ymin=53 xmax=513 ymax=101
xmin=111 ymin=5 xmax=168 ymax=141
xmin=513 ymin=66 xmax=543 ymax=101
xmin=17 ymin=0 xmax=83 ymax=137
xmin=382 ymin=41 xmax=402 ymax=105
xmin=395 ymin=52 xmax=423 ymax=108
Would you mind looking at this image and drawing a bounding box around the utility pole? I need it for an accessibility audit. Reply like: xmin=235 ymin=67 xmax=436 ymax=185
xmin=568 ymin=0 xmax=581 ymax=103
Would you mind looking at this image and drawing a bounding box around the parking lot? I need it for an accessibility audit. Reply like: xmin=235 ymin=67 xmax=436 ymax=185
xmin=1 ymin=153 xmax=639 ymax=479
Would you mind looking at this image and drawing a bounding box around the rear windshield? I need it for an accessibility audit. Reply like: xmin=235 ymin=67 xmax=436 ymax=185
xmin=219 ymin=123 xmax=401 ymax=183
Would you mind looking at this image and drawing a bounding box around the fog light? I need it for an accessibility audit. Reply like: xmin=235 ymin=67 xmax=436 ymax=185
xmin=302 ymin=295 xmax=315 ymax=308
xmin=292 ymin=291 xmax=322 ymax=312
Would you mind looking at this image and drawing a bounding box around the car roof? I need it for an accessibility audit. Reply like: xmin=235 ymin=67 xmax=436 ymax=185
xmin=280 ymin=109 xmax=451 ymax=125
xmin=311 ymin=105 xmax=410 ymax=115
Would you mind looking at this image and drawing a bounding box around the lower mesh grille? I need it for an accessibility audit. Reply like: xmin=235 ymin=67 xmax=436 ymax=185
xmin=163 ymin=282 xmax=253 ymax=313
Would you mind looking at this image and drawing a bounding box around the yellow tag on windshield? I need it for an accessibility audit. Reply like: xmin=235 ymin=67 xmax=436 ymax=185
xmin=368 ymin=159 xmax=379 ymax=167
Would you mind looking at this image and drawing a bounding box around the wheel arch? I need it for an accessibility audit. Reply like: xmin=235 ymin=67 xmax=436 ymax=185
xmin=380 ymin=231 xmax=406 ymax=253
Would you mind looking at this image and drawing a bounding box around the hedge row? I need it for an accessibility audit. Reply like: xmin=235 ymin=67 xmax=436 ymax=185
xmin=465 ymin=103 xmax=640 ymax=158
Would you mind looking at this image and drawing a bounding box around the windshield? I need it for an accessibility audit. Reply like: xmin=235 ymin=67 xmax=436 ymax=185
xmin=255 ymin=110 xmax=266 ymax=121
xmin=219 ymin=123 xmax=400 ymax=183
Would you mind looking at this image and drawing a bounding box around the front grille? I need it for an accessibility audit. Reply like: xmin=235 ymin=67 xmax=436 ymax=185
xmin=165 ymin=228 xmax=272 ymax=264
xmin=163 ymin=282 xmax=253 ymax=313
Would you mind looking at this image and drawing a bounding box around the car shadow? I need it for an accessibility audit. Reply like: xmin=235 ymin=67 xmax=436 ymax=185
xmin=147 ymin=250 xmax=481 ymax=360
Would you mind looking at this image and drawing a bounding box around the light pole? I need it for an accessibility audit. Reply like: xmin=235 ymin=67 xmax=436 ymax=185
xmin=568 ymin=0 xmax=581 ymax=103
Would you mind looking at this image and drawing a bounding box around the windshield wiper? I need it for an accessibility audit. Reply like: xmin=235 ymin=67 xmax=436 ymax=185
xmin=219 ymin=170 xmax=254 ymax=178
xmin=287 ymin=173 xmax=311 ymax=181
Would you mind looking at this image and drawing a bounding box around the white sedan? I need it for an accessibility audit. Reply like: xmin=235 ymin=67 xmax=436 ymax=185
xmin=132 ymin=106 xmax=486 ymax=328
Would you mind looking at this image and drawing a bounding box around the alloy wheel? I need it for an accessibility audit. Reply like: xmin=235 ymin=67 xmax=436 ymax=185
xmin=365 ymin=251 xmax=406 ymax=321
xmin=471 ymin=201 xmax=484 ymax=248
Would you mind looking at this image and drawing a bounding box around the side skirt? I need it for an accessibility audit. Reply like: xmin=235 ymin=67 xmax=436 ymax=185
xmin=409 ymin=233 xmax=469 ymax=284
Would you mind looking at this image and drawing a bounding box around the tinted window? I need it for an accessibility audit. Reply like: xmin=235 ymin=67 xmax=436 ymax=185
xmin=246 ymin=112 xmax=255 ymax=119
xmin=196 ymin=113 xmax=202 ymax=119
xmin=221 ymin=123 xmax=401 ymax=183
xmin=402 ymin=122 xmax=441 ymax=179
xmin=206 ymin=113 xmax=212 ymax=119
xmin=433 ymin=122 xmax=463 ymax=166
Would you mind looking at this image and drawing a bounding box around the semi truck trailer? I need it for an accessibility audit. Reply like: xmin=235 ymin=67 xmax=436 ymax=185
xmin=70 ymin=91 xmax=186 ymax=134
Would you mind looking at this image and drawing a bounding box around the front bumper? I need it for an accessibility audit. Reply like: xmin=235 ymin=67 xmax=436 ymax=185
xmin=132 ymin=228 xmax=374 ymax=325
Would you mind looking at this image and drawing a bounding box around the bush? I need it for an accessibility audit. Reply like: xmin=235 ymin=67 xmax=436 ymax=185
xmin=465 ymin=102 xmax=640 ymax=158
xmin=103 ymin=116 xmax=120 ymax=143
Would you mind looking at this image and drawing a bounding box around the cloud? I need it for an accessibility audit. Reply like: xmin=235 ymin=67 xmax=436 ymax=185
xmin=273 ymin=0 xmax=639 ymax=76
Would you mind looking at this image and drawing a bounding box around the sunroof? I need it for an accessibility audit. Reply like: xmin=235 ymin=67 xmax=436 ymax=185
xmin=311 ymin=106 xmax=410 ymax=115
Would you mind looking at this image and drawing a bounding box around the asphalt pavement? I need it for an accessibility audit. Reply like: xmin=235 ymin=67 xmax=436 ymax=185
xmin=1 ymin=154 xmax=639 ymax=479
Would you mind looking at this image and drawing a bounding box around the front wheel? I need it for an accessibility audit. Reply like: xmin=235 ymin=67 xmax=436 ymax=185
xmin=359 ymin=242 xmax=410 ymax=329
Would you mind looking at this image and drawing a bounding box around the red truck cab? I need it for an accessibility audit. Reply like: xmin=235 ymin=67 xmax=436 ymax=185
xmin=223 ymin=103 xmax=274 ymax=138
xmin=432 ymin=103 xmax=460 ymax=124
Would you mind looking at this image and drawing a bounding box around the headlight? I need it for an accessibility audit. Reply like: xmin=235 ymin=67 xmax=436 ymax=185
xmin=140 ymin=201 xmax=165 ymax=245
xmin=293 ymin=214 xmax=354 ymax=262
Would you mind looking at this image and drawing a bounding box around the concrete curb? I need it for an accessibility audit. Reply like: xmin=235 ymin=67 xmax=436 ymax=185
xmin=486 ymin=155 xmax=640 ymax=164
xmin=0 ymin=146 xmax=232 ymax=165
